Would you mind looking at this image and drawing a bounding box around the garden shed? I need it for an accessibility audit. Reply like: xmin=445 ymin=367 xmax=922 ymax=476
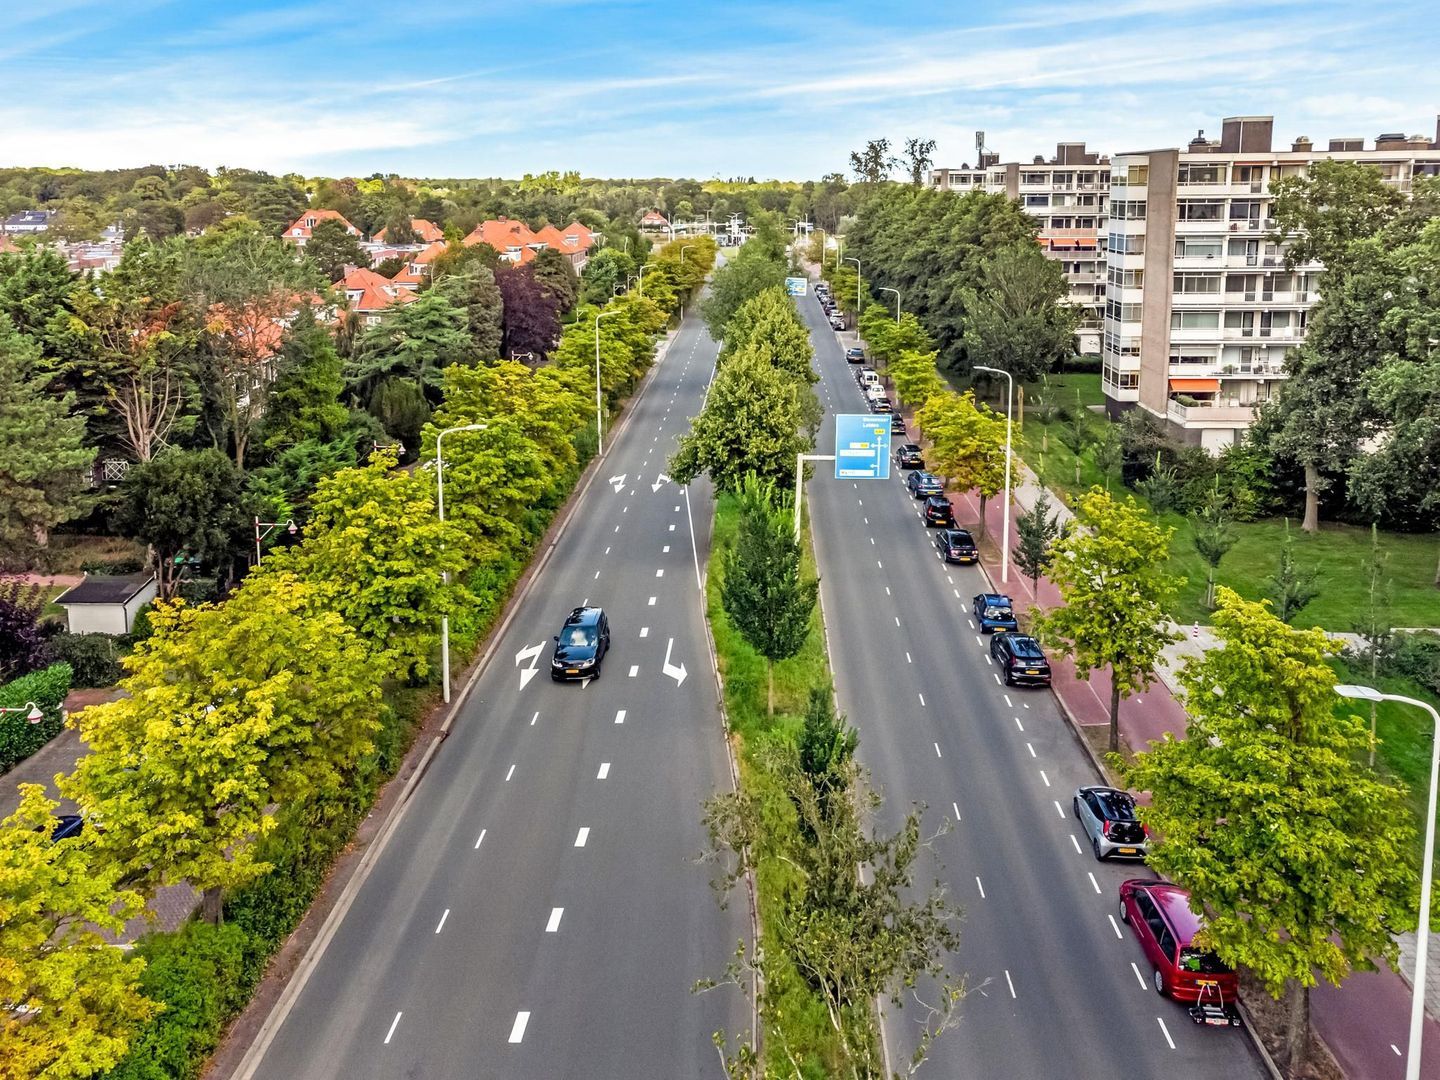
xmin=54 ymin=573 xmax=157 ymax=635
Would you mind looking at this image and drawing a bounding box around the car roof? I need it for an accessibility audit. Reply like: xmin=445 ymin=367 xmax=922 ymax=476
xmin=977 ymin=593 xmax=1013 ymax=605
xmin=1141 ymin=882 xmax=1204 ymax=942
xmin=943 ymin=528 xmax=973 ymax=539
xmin=1084 ymin=787 xmax=1137 ymax=818
xmin=565 ymin=606 xmax=603 ymax=626
xmin=925 ymin=494 xmax=951 ymax=504
xmin=1007 ymin=635 xmax=1045 ymax=656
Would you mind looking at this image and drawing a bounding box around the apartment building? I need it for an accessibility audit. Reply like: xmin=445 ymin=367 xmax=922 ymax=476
xmin=1103 ymin=115 xmax=1440 ymax=450
xmin=931 ymin=143 xmax=1110 ymax=356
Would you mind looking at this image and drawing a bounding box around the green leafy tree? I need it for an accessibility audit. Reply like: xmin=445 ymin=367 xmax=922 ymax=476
xmin=434 ymin=267 xmax=504 ymax=364
xmin=959 ymin=244 xmax=1077 ymax=383
xmin=701 ymin=244 xmax=787 ymax=340
xmin=1268 ymin=519 xmax=1321 ymax=624
xmin=901 ymin=137 xmax=937 ymax=187
xmin=1135 ymin=452 xmax=1181 ymax=513
xmin=1120 ymin=588 xmax=1419 ymax=1074
xmin=914 ymin=390 xmax=1006 ymax=539
xmin=257 ymin=312 xmax=350 ymax=451
xmin=720 ymin=286 xmax=816 ymax=383
xmin=62 ymin=571 xmax=382 ymax=924
xmin=532 ymin=247 xmax=580 ymax=315
xmin=579 ymin=248 xmax=633 ymax=306
xmin=720 ymin=478 xmax=817 ymax=716
xmin=0 ymin=316 xmax=95 ymax=560
xmin=1057 ymin=395 xmax=1091 ymax=486
xmin=1189 ymin=485 xmax=1238 ymax=610
xmin=116 ymin=447 xmax=251 ymax=598
xmin=848 ymin=138 xmax=896 ymax=183
xmin=1036 ymin=487 xmax=1182 ymax=752
xmin=303 ymin=217 xmax=370 ymax=283
xmin=0 ymin=786 xmax=158 ymax=1079
xmin=367 ymin=377 xmax=431 ymax=455
xmin=1092 ymin=425 xmax=1122 ymax=491
xmin=1270 ymin=159 xmax=1408 ymax=273
xmin=670 ymin=342 xmax=812 ymax=494
xmin=347 ymin=288 xmax=472 ymax=401
xmin=1012 ymin=488 xmax=1065 ymax=598
xmin=797 ymin=684 xmax=858 ymax=826
xmin=888 ymin=348 xmax=945 ymax=409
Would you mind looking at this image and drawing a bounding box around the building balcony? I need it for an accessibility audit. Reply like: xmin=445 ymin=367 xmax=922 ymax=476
xmin=1167 ymin=399 xmax=1259 ymax=427
xmin=1174 ymin=219 xmax=1226 ymax=234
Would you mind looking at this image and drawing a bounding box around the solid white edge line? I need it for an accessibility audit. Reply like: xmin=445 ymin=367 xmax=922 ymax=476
xmin=508 ymin=1011 xmax=531 ymax=1043
xmin=384 ymin=1011 xmax=402 ymax=1044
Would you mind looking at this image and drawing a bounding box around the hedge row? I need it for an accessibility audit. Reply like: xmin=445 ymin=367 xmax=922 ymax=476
xmin=0 ymin=662 xmax=72 ymax=771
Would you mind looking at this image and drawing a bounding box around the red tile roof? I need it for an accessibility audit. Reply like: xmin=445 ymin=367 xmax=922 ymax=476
xmin=341 ymin=266 xmax=418 ymax=313
xmin=463 ymin=218 xmax=539 ymax=256
xmin=373 ymin=218 xmax=444 ymax=243
xmin=389 ymin=241 xmax=447 ymax=288
xmin=283 ymin=208 xmax=359 ymax=241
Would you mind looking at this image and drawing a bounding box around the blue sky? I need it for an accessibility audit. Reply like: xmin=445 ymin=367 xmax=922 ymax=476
xmin=5 ymin=0 xmax=1438 ymax=179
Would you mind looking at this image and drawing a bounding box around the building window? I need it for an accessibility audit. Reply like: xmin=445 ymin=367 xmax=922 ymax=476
xmin=1177 ymin=163 xmax=1224 ymax=185
xmin=1108 ymin=268 xmax=1144 ymax=288
xmin=1171 ymin=310 xmax=1220 ymax=330
xmin=1106 ymin=300 xmax=1144 ymax=322
xmin=1177 ymin=200 xmax=1223 ymax=221
xmin=1173 ymin=273 xmax=1221 ymax=294
xmin=1111 ymin=200 xmax=1147 ymax=221
xmin=1107 ymin=233 xmax=1145 ymax=255
xmin=1175 ymin=239 xmax=1223 ymax=259
xmin=1169 ymin=351 xmax=1216 ymax=366
xmin=1021 ymin=172 xmax=1049 ymax=185
xmin=1023 ymin=192 xmax=1048 ymax=206
xmin=1102 ymin=361 xmax=1140 ymax=390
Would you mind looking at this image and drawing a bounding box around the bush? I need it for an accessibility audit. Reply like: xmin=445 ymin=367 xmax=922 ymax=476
xmin=177 ymin=579 xmax=219 ymax=605
xmin=1060 ymin=353 xmax=1102 ymax=374
xmin=81 ymin=557 xmax=145 ymax=575
xmin=0 ymin=662 xmax=73 ymax=771
xmin=1390 ymin=632 xmax=1440 ymax=696
xmin=44 ymin=631 xmax=128 ymax=688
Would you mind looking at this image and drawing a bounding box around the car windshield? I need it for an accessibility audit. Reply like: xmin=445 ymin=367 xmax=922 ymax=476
xmin=565 ymin=628 xmax=596 ymax=647
xmin=1178 ymin=948 xmax=1231 ymax=975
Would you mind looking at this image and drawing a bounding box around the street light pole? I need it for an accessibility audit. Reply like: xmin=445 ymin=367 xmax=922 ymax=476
xmin=680 ymin=244 xmax=694 ymax=263
xmin=972 ymin=365 xmax=1014 ymax=585
xmin=844 ymin=256 xmax=862 ymax=322
xmin=594 ymin=309 xmax=621 ymax=456
xmin=436 ymin=422 xmax=488 ymax=704
xmin=879 ymin=286 xmax=901 ymax=322
xmin=1334 ymin=684 xmax=1439 ymax=1080
xmin=638 ymin=262 xmax=658 ymax=295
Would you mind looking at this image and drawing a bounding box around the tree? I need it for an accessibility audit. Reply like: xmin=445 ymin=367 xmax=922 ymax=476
xmin=1120 ymin=588 xmax=1418 ymax=1074
xmin=62 ymin=571 xmax=382 ymax=924
xmin=720 ymin=286 xmax=816 ymax=383
xmin=579 ymin=248 xmax=633 ymax=307
xmin=434 ymin=267 xmax=504 ymax=364
xmin=116 ymin=447 xmax=251 ymax=598
xmin=959 ymin=244 xmax=1076 ymax=383
xmin=303 ymin=218 xmax=370 ymax=283
xmin=720 ymin=478 xmax=817 ymax=716
xmin=1057 ymin=396 xmax=1091 ymax=486
xmin=1270 ymin=159 xmax=1407 ymax=273
xmin=902 ymin=137 xmax=937 ymax=187
xmin=848 ymin=138 xmax=896 ymax=184
xmin=1093 ymin=425 xmax=1122 ymax=491
xmin=495 ymin=263 xmax=562 ymax=360
xmin=0 ymin=577 xmax=47 ymax=680
xmin=1189 ymin=485 xmax=1237 ymax=609
xmin=532 ymin=247 xmax=580 ymax=315
xmin=1135 ymin=451 xmax=1181 ymax=513
xmin=914 ymin=391 xmax=1006 ymax=539
xmin=257 ymin=312 xmax=350 ymax=451
xmin=1012 ymin=488 xmax=1064 ymax=599
xmin=1268 ymin=519 xmax=1320 ymax=624
xmin=379 ymin=215 xmax=419 ymax=245
xmin=797 ymin=685 xmax=858 ymax=823
xmin=0 ymin=786 xmax=158 ymax=1079
xmin=366 ymin=377 xmax=431 ymax=455
xmin=701 ymin=244 xmax=786 ymax=340
xmin=1353 ymin=524 xmax=1394 ymax=766
xmin=1036 ymin=487 xmax=1182 ymax=752
xmin=669 ymin=343 xmax=812 ymax=494
xmin=347 ymin=288 xmax=472 ymax=401
xmin=0 ymin=316 xmax=94 ymax=559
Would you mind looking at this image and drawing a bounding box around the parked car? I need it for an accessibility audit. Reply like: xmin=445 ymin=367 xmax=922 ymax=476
xmin=896 ymin=443 xmax=924 ymax=469
xmin=868 ymin=397 xmax=892 ymax=414
xmin=906 ymin=471 xmax=943 ymax=498
xmin=989 ymin=633 xmax=1052 ymax=686
xmin=935 ymin=528 xmax=978 ymax=564
xmin=857 ymin=367 xmax=878 ymax=387
xmin=1073 ymin=786 xmax=1149 ymax=859
xmin=828 ymin=315 xmax=846 ymax=331
xmin=972 ymin=593 xmax=1019 ymax=633
xmin=550 ymin=606 xmax=610 ymax=680
xmin=922 ymin=495 xmax=954 ymax=527
xmin=845 ymin=347 xmax=866 ymax=363
xmin=1118 ymin=880 xmax=1239 ymax=1009
xmin=890 ymin=413 xmax=907 ymax=435
xmin=47 ymin=815 xmax=86 ymax=842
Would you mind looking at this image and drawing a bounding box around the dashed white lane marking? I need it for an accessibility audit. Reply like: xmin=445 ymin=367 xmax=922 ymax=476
xmin=1054 ymin=801 xmax=1065 ymax=818
xmin=985 ymin=655 xmax=993 ymax=665
xmin=947 ymin=575 xmax=954 ymax=585
xmin=1014 ymin=716 xmax=1024 ymax=732
xmin=628 ymin=665 xmax=639 ymax=677
xmin=546 ymin=908 xmax=564 ymax=933
xmin=954 ymin=589 xmax=961 ymax=598
xmin=674 ymin=505 xmax=680 ymax=511
xmin=1109 ymin=914 xmax=1125 ymax=939
xmin=933 ymin=742 xmax=942 ymax=758
xmin=605 ymin=546 xmax=611 ymax=555
xmin=1005 ymin=970 xmax=1017 ymax=999
xmin=615 ymin=524 xmax=620 ymax=533
xmin=1026 ymin=742 xmax=1036 ymax=758
xmin=993 ymin=673 xmax=1002 ymax=685
xmin=615 ymin=709 xmax=626 ymax=724
xmin=976 ymin=877 xmax=986 ymax=899
xmin=1131 ymin=962 xmax=1147 ymax=989
xmin=574 ymin=828 xmax=590 ymax=847
xmin=623 ymin=506 xmax=628 ymax=513
xmin=885 ymin=585 xmax=890 ymax=595
xmin=508 ymin=1011 xmax=531 ymax=1043
xmin=1156 ymin=1017 xmax=1175 ymax=1050
xmin=663 ymin=545 xmax=670 ymax=553
xmin=975 ymin=635 xmax=984 ymax=646
xmin=894 ymin=616 xmax=901 ymax=626
xmin=864 ymin=517 xmax=869 ymax=524
xmin=1088 ymin=872 xmax=1102 ymax=894
xmin=531 ymin=711 xmax=539 ymax=726
xmin=952 ymin=801 xmax=961 ymax=821
xmin=594 ymin=570 xmax=600 ymax=579
xmin=435 ymin=909 xmax=450 ymax=934
xmin=474 ymin=828 xmax=487 ymax=849
xmin=1040 ymin=770 xmax=1051 ymax=787
xmin=505 ymin=764 xmax=515 ymax=782
xmin=1003 ymin=694 xmax=1013 ymax=708
xmin=384 ymin=1011 xmax=403 ymax=1044
xmin=639 ymin=627 xmax=649 ymax=638
xmin=1024 ymin=702 xmax=1030 ymax=709
xmin=656 ymin=568 xmax=664 ymax=577
xmin=669 ymin=523 xmax=676 ymax=531
xmin=877 ymin=560 xmax=883 ymax=569
xmin=918 ymin=692 xmax=926 ymax=707
xmin=968 ymin=618 xmax=975 ymax=629
xmin=598 ymin=762 xmax=610 ymax=779
xmin=648 ymin=596 xmax=657 ymax=605
xmin=1391 ymin=1044 xmax=1403 ymax=1056
xmin=870 ymin=537 xmax=875 ymax=545
xmin=1070 ymin=834 xmax=1082 ymax=854
xmin=905 ymin=652 xmax=912 ymax=663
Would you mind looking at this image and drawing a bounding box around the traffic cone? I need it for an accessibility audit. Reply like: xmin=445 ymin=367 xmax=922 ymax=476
xmin=1192 ymin=622 xmax=1199 ymax=639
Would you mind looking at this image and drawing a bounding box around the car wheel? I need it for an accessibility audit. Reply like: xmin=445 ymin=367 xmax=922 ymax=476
xmin=1092 ymin=834 xmax=1103 ymax=860
xmin=1072 ymin=796 xmax=1082 ymax=818
xmin=1152 ymin=968 xmax=1167 ymax=997
xmin=1118 ymin=897 xmax=1130 ymax=924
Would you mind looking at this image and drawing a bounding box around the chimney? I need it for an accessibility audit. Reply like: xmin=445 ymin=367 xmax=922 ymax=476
xmin=1375 ymin=132 xmax=1407 ymax=150
xmin=1189 ymin=129 xmax=1212 ymax=151
xmin=1056 ymin=141 xmax=1091 ymax=165
xmin=1221 ymin=116 xmax=1273 ymax=153
xmin=1291 ymin=136 xmax=1312 ymax=153
xmin=1329 ymin=137 xmax=1363 ymax=152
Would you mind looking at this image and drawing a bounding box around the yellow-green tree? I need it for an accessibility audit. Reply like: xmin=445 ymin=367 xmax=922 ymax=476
xmin=0 ymin=786 xmax=158 ymax=1080
xmin=914 ymin=390 xmax=1006 ymax=538
xmin=1120 ymin=589 xmax=1419 ymax=1074
xmin=61 ymin=572 xmax=382 ymax=924
xmin=1035 ymin=487 xmax=1181 ymax=752
xmin=888 ymin=348 xmax=945 ymax=409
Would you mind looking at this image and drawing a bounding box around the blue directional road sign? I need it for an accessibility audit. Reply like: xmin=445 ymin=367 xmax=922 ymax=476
xmin=834 ymin=414 xmax=891 ymax=479
xmin=784 ymin=276 xmax=809 ymax=297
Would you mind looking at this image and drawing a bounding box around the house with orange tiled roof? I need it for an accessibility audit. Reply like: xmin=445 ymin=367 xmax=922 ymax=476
xmin=639 ymin=210 xmax=670 ymax=232
xmin=373 ymin=218 xmax=444 ymax=244
xmin=341 ymin=266 xmax=418 ymax=326
xmin=283 ymin=209 xmax=360 ymax=246
xmin=462 ymin=217 xmax=596 ymax=270
xmin=389 ymin=240 xmax=447 ymax=291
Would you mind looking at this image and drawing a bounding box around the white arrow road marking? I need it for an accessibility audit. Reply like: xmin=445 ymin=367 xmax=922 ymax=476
xmin=515 ymin=643 xmax=544 ymax=690
xmin=609 ymin=473 xmax=627 ymax=493
xmin=651 ymin=472 xmax=671 ymax=492
xmin=662 ymin=638 xmax=688 ymax=686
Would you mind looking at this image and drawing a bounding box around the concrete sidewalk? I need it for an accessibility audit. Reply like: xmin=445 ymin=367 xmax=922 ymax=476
xmin=935 ymin=447 xmax=1440 ymax=1080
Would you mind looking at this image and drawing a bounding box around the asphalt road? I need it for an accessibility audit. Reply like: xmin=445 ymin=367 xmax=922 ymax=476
xmin=798 ymin=291 xmax=1266 ymax=1079
xmin=247 ymin=309 xmax=746 ymax=1079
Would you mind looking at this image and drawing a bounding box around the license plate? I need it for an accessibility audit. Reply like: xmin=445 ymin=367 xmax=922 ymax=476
xmin=1025 ymin=669 xmax=1039 ymax=675
xmin=994 ymin=627 xmax=1007 ymax=633
xmin=1118 ymin=847 xmax=1137 ymax=855
xmin=1203 ymin=1015 xmax=1230 ymax=1027
xmin=566 ymin=669 xmax=578 ymax=675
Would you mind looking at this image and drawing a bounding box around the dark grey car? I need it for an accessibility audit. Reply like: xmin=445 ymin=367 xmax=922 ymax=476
xmin=1072 ymin=785 xmax=1149 ymax=860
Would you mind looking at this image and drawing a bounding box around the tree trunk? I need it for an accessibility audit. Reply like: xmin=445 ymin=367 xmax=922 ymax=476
xmin=976 ymin=493 xmax=988 ymax=542
xmin=1205 ymin=567 xmax=1216 ymax=610
xmin=201 ymin=885 xmax=224 ymax=926
xmin=1283 ymin=980 xmax=1311 ymax=1073
xmin=1109 ymin=678 xmax=1121 ymax=754
xmin=1434 ymin=541 xmax=1440 ymax=586
xmin=1302 ymin=463 xmax=1321 ymax=533
xmin=767 ymin=660 xmax=775 ymax=718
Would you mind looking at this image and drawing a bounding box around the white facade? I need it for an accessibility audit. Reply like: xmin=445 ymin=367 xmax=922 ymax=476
xmin=57 ymin=575 xmax=157 ymax=635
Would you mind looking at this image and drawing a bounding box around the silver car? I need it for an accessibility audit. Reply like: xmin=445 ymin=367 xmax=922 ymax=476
xmin=1072 ymin=785 xmax=1148 ymax=860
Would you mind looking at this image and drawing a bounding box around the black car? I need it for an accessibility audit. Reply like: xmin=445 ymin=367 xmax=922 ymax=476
xmin=922 ymin=495 xmax=954 ymax=526
xmin=990 ymin=633 xmax=1052 ymax=686
xmin=906 ymin=471 xmax=942 ymax=498
xmin=896 ymin=442 xmax=924 ymax=469
xmin=890 ymin=413 xmax=907 ymax=435
xmin=845 ymin=347 xmax=866 ymax=364
xmin=935 ymin=527 xmax=978 ymax=563
xmin=1072 ymin=785 xmax=1149 ymax=860
xmin=46 ymin=814 xmax=86 ymax=842
xmin=550 ymin=606 xmax=610 ymax=680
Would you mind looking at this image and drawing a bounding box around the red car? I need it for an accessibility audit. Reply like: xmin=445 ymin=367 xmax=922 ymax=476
xmin=1118 ymin=880 xmax=1237 ymax=1006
